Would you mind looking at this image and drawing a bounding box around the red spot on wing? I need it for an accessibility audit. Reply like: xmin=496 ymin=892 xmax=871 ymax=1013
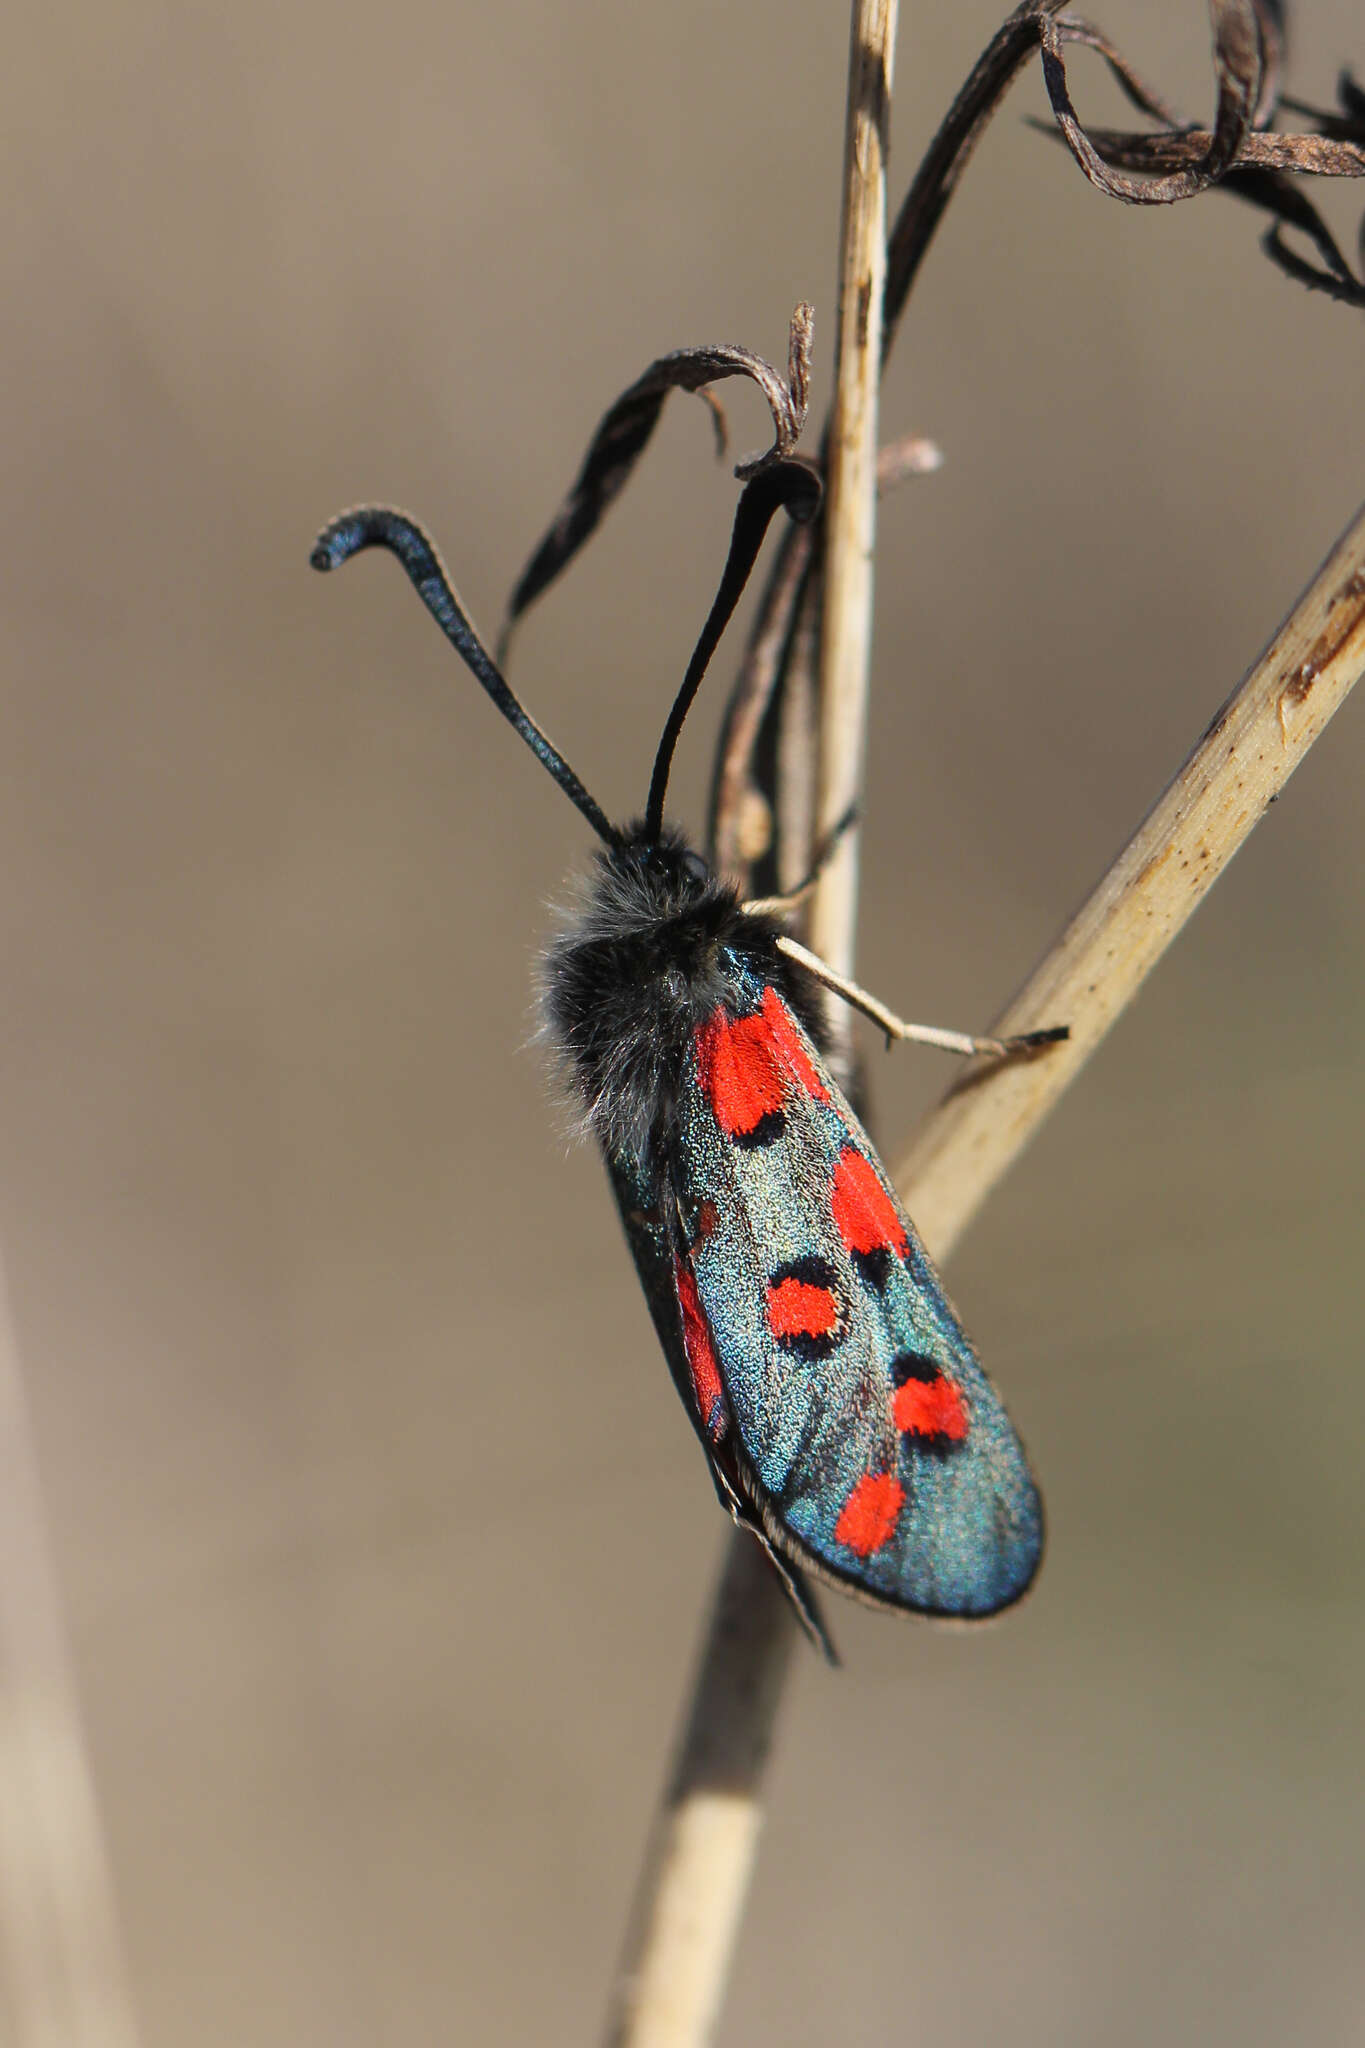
xmin=759 ymin=986 xmax=828 ymax=1101
xmin=693 ymin=989 xmax=827 ymax=1143
xmin=676 ymin=1262 xmax=726 ymax=1441
xmin=695 ymin=1011 xmax=785 ymax=1140
xmin=834 ymin=1472 xmax=905 ymax=1557
xmin=893 ymin=1374 xmax=968 ymax=1442
xmin=766 ymin=1277 xmax=841 ymax=1342
xmin=830 ymin=1147 xmax=909 ymax=1258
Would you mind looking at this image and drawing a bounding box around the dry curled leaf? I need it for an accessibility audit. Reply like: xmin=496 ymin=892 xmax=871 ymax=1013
xmin=1041 ymin=1 xmax=1266 ymax=204
xmin=1282 ymin=67 xmax=1365 ymax=146
xmin=497 ymin=305 xmax=813 ymax=660
xmin=1037 ymin=9 xmax=1365 ymax=304
xmin=1251 ymin=70 xmax=1365 ymax=302
xmin=719 ymin=0 xmax=1365 ymax=906
xmin=1067 ymin=126 xmax=1365 ymax=177
xmin=885 ymin=1 xmax=1365 ymax=345
xmin=1247 ymin=170 xmax=1365 ymax=304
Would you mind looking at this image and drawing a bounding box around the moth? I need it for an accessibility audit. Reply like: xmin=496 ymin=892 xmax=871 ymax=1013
xmin=311 ymin=462 xmax=1062 ymax=1657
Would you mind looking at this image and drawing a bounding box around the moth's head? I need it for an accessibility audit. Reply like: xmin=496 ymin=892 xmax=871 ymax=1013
xmin=562 ymin=823 xmax=741 ymax=959
xmin=606 ymin=823 xmax=714 ymax=909
xmin=538 ymin=827 xmax=748 ymax=1163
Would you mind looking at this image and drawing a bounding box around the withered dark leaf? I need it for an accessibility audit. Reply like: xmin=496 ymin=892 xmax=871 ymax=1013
xmin=1261 ymin=221 xmax=1365 ymax=305
xmin=1019 ymin=5 xmax=1363 ymax=306
xmin=497 ymin=305 xmax=813 ymax=661
xmin=1252 ymin=0 xmax=1286 ymax=126
xmin=1042 ymin=17 xmax=1186 ymax=129
xmin=736 ymin=0 xmax=1361 ymax=885
xmin=1226 ymin=166 xmax=1365 ymax=305
xmin=1282 ymin=69 xmax=1365 ymax=146
xmin=883 ymin=2 xmax=1283 ymax=350
xmin=1068 ymin=126 xmax=1365 ymax=177
xmin=1040 ymin=0 xmax=1264 ymax=204
xmin=883 ymin=4 xmax=1062 ymax=354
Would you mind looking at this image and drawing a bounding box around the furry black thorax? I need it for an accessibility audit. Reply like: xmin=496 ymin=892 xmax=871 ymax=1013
xmin=542 ymin=824 xmax=823 ymax=1167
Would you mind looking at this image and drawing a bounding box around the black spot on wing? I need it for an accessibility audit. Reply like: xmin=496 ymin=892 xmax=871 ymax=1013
xmin=731 ymin=1108 xmax=785 ymax=1150
xmin=850 ymin=1244 xmax=894 ymax=1291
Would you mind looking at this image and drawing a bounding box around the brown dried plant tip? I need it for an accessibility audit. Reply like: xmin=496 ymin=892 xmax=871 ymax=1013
xmin=1033 ymin=3 xmax=1365 ymax=302
xmin=883 ymin=1 xmax=1365 ymax=358
xmin=712 ymin=0 xmax=1365 ymax=905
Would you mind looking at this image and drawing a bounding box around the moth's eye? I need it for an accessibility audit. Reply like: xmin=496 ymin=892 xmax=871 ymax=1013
xmin=682 ymin=850 xmax=710 ymax=883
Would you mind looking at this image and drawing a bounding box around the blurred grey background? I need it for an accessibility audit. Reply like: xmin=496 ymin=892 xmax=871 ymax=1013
xmin=2 ymin=3 xmax=1364 ymax=2042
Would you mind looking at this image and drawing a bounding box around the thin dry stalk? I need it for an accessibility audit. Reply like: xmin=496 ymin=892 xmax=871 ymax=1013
xmin=810 ymin=0 xmax=900 ymax=1043
xmin=604 ymin=7 xmax=898 ymax=2044
xmin=601 ymin=1536 xmax=795 ymax=2048
xmin=604 ymin=502 xmax=1365 ymax=2043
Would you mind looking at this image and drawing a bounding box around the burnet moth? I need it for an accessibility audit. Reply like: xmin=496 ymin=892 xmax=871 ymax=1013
xmin=311 ymin=460 xmax=1064 ymax=1659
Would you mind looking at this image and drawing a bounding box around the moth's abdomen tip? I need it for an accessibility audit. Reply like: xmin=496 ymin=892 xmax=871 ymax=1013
xmin=309 ymin=541 xmax=336 ymax=573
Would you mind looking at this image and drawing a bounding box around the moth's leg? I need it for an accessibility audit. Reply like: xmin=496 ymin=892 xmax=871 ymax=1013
xmin=741 ymin=802 xmax=858 ymax=919
xmin=774 ymin=932 xmax=1069 ymax=1059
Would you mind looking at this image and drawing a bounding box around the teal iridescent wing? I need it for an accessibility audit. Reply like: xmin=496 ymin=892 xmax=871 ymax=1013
xmin=669 ymin=968 xmax=1043 ymax=1618
xmin=603 ymin=1148 xmax=835 ymax=1656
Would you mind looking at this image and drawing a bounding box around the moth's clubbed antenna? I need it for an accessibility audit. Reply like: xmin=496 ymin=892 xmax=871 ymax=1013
xmin=643 ymin=460 xmax=822 ymax=842
xmin=311 ymin=507 xmax=621 ymax=848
